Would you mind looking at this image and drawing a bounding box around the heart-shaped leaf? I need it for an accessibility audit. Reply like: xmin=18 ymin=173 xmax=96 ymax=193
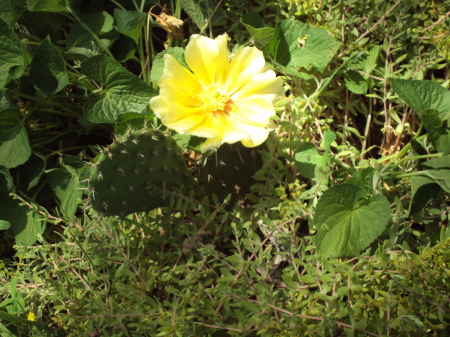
xmin=315 ymin=184 xmax=390 ymax=257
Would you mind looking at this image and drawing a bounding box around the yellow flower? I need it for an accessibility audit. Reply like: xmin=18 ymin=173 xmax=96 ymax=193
xmin=150 ymin=33 xmax=284 ymax=152
xmin=27 ymin=312 xmax=37 ymax=321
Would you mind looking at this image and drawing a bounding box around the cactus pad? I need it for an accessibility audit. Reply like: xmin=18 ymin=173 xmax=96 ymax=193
xmin=85 ymin=128 xmax=196 ymax=216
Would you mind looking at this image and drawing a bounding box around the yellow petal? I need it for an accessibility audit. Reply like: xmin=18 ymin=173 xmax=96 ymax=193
xmin=200 ymin=137 xmax=223 ymax=152
xmin=184 ymin=34 xmax=229 ymax=85
xmin=149 ymin=96 xmax=170 ymax=118
xmin=158 ymin=54 xmax=202 ymax=105
xmin=224 ymin=46 xmax=265 ymax=94
xmin=158 ymin=103 xmax=205 ymax=130
xmin=233 ymin=97 xmax=276 ymax=126
xmin=233 ymin=70 xmax=284 ymax=103
xmin=239 ymin=125 xmax=270 ymax=147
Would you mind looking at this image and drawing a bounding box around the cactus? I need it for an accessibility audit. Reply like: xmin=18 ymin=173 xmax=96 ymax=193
xmin=197 ymin=143 xmax=263 ymax=203
xmin=85 ymin=128 xmax=197 ymax=217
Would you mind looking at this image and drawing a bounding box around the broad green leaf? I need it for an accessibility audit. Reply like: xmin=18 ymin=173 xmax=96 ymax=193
xmin=150 ymin=47 xmax=186 ymax=85
xmin=0 ymin=91 xmax=14 ymax=110
xmin=392 ymin=79 xmax=450 ymax=153
xmin=0 ymin=18 xmax=28 ymax=89
xmin=47 ymin=167 xmax=82 ymax=217
xmin=344 ymin=70 xmax=367 ymax=94
xmin=21 ymin=11 xmax=66 ymax=42
xmin=113 ymin=9 xmax=146 ymax=43
xmin=421 ymin=109 xmax=450 ymax=153
xmin=265 ymin=19 xmax=341 ymax=74
xmin=65 ymin=37 xmax=116 ymax=61
xmin=0 ymin=309 xmax=38 ymax=326
xmin=65 ymin=11 xmax=118 ymax=60
xmin=0 ymin=0 xmax=27 ymax=26
xmin=421 ymin=154 xmax=450 ymax=169
xmin=0 ymin=117 xmax=31 ymax=168
xmin=315 ymin=184 xmax=390 ymax=257
xmin=180 ymin=0 xmax=206 ymax=31
xmin=418 ymin=170 xmax=450 ymax=193
xmin=15 ymin=208 xmax=45 ymax=246
xmin=17 ymin=152 xmax=46 ymax=191
xmin=27 ymin=0 xmax=70 ymax=13
xmin=391 ymin=79 xmax=450 ymax=120
xmin=81 ymin=55 xmax=157 ymax=123
xmin=409 ymin=176 xmax=440 ymax=215
xmin=243 ymin=24 xmax=275 ymax=47
xmin=242 ymin=12 xmax=274 ymax=47
xmin=66 ymin=11 xmax=115 ymax=48
xmin=110 ymin=35 xmax=136 ymax=61
xmin=29 ymin=36 xmax=68 ymax=95
xmin=347 ymin=167 xmax=375 ymax=194
xmin=295 ymin=142 xmax=323 ymax=179
xmin=0 ymin=196 xmax=45 ymax=246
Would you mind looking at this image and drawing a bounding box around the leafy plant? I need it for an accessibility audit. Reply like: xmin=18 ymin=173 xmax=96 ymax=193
xmin=0 ymin=0 xmax=449 ymax=336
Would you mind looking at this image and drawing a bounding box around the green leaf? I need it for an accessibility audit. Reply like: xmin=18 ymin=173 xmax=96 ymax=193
xmin=17 ymin=152 xmax=46 ymax=191
xmin=409 ymin=176 xmax=440 ymax=215
xmin=421 ymin=154 xmax=450 ymax=169
xmin=392 ymin=79 xmax=450 ymax=153
xmin=66 ymin=11 xmax=115 ymax=48
xmin=180 ymin=0 xmax=206 ymax=31
xmin=323 ymin=130 xmax=336 ymax=154
xmin=295 ymin=142 xmax=323 ymax=179
xmin=241 ymin=300 xmax=260 ymax=313
xmin=421 ymin=109 xmax=450 ymax=153
xmin=0 ymin=196 xmax=45 ymax=246
xmin=0 ymin=18 xmax=28 ymax=89
xmin=29 ymin=36 xmax=68 ymax=95
xmin=0 ymin=220 xmax=10 ymax=230
xmin=65 ymin=11 xmax=118 ymax=61
xmin=418 ymin=170 xmax=450 ymax=193
xmin=242 ymin=12 xmax=274 ymax=47
xmin=0 ymin=309 xmax=38 ymax=326
xmin=113 ymin=9 xmax=146 ymax=44
xmin=348 ymin=45 xmax=380 ymax=74
xmin=47 ymin=167 xmax=82 ymax=217
xmin=27 ymin=0 xmax=70 ymax=12
xmin=150 ymin=47 xmax=186 ymax=85
xmin=81 ymin=55 xmax=157 ymax=123
xmin=0 ymin=165 xmax=13 ymax=197
xmin=347 ymin=168 xmax=375 ymax=194
xmin=265 ymin=19 xmax=341 ymax=74
xmin=315 ymin=184 xmax=390 ymax=257
xmin=0 ymin=0 xmax=27 ymax=26
xmin=392 ymin=79 xmax=450 ymax=120
xmin=0 ymin=117 xmax=31 ymax=168
xmin=344 ymin=70 xmax=368 ymax=94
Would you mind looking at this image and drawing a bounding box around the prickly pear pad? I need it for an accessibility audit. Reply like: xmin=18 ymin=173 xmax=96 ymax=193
xmin=86 ymin=129 xmax=196 ymax=216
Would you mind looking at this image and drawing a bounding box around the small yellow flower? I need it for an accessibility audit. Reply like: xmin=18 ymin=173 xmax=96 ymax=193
xmin=27 ymin=312 xmax=37 ymax=321
xmin=150 ymin=33 xmax=285 ymax=152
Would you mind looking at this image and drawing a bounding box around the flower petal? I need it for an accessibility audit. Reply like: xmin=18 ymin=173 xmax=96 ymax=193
xmin=156 ymin=103 xmax=205 ymax=130
xmin=233 ymin=70 xmax=285 ymax=103
xmin=224 ymin=46 xmax=265 ymax=94
xmin=157 ymin=54 xmax=202 ymax=106
xmin=239 ymin=125 xmax=270 ymax=147
xmin=233 ymin=97 xmax=276 ymax=126
xmin=184 ymin=34 xmax=229 ymax=85
xmin=149 ymin=96 xmax=170 ymax=117
xmin=200 ymin=137 xmax=223 ymax=152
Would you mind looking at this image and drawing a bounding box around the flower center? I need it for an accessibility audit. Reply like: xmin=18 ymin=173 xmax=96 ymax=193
xmin=200 ymin=85 xmax=233 ymax=117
